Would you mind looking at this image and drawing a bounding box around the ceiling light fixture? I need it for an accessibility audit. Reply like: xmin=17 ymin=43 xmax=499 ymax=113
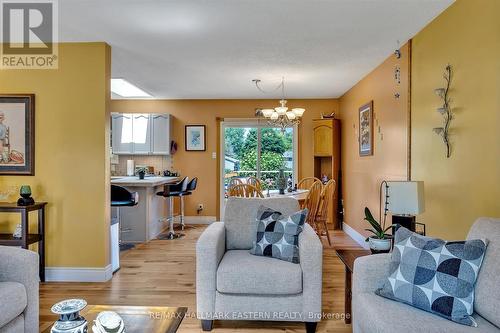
xmin=111 ymin=78 xmax=152 ymax=98
xmin=253 ymin=77 xmax=305 ymax=132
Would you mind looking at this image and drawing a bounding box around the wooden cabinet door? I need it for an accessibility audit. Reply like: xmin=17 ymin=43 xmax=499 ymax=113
xmin=314 ymin=120 xmax=333 ymax=156
xmin=111 ymin=113 xmax=133 ymax=154
xmin=151 ymin=114 xmax=171 ymax=155
xmin=132 ymin=114 xmax=152 ymax=155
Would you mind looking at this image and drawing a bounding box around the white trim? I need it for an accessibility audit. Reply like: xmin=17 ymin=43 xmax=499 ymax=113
xmin=178 ymin=215 xmax=216 ymax=224
xmin=45 ymin=264 xmax=113 ymax=282
xmin=343 ymin=222 xmax=370 ymax=249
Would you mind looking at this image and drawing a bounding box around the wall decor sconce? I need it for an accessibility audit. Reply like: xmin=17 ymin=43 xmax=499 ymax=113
xmin=433 ymin=64 xmax=453 ymax=158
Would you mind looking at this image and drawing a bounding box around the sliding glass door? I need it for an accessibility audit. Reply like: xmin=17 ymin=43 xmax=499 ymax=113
xmin=220 ymin=120 xmax=297 ymax=215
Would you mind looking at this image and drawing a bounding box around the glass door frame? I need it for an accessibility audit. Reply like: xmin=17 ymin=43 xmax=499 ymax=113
xmin=219 ymin=118 xmax=299 ymax=217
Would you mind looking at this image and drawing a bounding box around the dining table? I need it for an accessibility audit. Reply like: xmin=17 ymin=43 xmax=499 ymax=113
xmin=267 ymin=189 xmax=309 ymax=206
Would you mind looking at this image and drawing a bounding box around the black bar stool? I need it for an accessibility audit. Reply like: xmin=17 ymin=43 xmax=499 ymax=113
xmin=179 ymin=177 xmax=198 ymax=229
xmin=111 ymin=185 xmax=139 ymax=251
xmin=156 ymin=177 xmax=189 ymax=240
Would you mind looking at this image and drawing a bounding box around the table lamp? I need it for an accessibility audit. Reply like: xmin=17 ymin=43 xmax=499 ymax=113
xmin=384 ymin=181 xmax=425 ymax=232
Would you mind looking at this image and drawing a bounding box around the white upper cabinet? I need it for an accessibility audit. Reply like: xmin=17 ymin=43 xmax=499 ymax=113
xmin=151 ymin=114 xmax=171 ymax=155
xmin=111 ymin=113 xmax=171 ymax=155
xmin=111 ymin=113 xmax=133 ymax=154
xmin=132 ymin=114 xmax=152 ymax=155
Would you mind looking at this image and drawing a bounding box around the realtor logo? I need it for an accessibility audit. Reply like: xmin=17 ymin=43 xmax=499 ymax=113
xmin=1 ymin=0 xmax=58 ymax=69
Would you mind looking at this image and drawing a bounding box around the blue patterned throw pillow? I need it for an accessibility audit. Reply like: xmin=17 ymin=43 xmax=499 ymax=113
xmin=376 ymin=227 xmax=487 ymax=326
xmin=249 ymin=206 xmax=308 ymax=264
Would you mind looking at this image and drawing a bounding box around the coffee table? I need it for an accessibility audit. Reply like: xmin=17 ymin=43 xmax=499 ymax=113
xmin=42 ymin=305 xmax=187 ymax=333
xmin=335 ymin=249 xmax=371 ymax=324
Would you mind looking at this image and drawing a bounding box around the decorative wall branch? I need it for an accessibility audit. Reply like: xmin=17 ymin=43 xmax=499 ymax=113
xmin=433 ymin=64 xmax=453 ymax=158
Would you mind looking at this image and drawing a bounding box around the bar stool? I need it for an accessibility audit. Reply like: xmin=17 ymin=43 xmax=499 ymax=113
xmin=179 ymin=177 xmax=198 ymax=230
xmin=156 ymin=177 xmax=189 ymax=240
xmin=111 ymin=185 xmax=139 ymax=251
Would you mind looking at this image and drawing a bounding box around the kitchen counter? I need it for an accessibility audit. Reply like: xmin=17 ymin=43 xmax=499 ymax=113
xmin=110 ymin=176 xmax=179 ymax=187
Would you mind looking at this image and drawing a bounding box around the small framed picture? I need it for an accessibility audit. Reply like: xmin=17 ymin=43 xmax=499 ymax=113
xmin=185 ymin=125 xmax=206 ymax=151
xmin=0 ymin=94 xmax=35 ymax=175
xmin=358 ymin=101 xmax=373 ymax=157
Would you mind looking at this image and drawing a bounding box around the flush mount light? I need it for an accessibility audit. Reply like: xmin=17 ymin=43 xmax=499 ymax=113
xmin=111 ymin=78 xmax=152 ymax=98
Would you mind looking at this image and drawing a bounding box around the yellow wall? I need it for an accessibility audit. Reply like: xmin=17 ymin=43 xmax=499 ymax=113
xmin=111 ymin=99 xmax=339 ymax=218
xmin=0 ymin=43 xmax=111 ymax=268
xmin=411 ymin=0 xmax=500 ymax=239
xmin=339 ymin=44 xmax=410 ymax=236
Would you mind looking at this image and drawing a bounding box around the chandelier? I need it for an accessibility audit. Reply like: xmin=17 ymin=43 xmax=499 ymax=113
xmin=253 ymin=77 xmax=305 ymax=132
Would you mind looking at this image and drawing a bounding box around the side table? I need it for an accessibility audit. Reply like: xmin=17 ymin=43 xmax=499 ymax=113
xmin=335 ymin=249 xmax=371 ymax=324
xmin=0 ymin=202 xmax=47 ymax=281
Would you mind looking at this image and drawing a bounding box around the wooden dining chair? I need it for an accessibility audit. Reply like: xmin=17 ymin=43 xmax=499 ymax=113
xmin=315 ymin=179 xmax=336 ymax=246
xmin=246 ymin=176 xmax=262 ymax=192
xmin=298 ymin=177 xmax=321 ymax=190
xmin=303 ymin=180 xmax=323 ymax=230
xmin=228 ymin=184 xmax=264 ymax=198
xmin=228 ymin=178 xmax=243 ymax=190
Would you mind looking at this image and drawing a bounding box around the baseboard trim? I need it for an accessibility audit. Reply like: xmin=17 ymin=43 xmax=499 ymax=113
xmin=178 ymin=216 xmax=217 ymax=225
xmin=45 ymin=264 xmax=113 ymax=282
xmin=343 ymin=222 xmax=370 ymax=249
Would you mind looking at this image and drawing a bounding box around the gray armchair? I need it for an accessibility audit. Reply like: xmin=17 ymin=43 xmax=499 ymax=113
xmin=0 ymin=246 xmax=39 ymax=333
xmin=196 ymin=197 xmax=323 ymax=332
xmin=352 ymin=217 xmax=500 ymax=333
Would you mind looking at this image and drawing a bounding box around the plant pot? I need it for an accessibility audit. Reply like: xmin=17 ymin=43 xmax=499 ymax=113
xmin=368 ymin=237 xmax=391 ymax=254
xmin=138 ymin=172 xmax=145 ymax=180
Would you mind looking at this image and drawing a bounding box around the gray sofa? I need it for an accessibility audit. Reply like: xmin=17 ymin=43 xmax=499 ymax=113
xmin=0 ymin=246 xmax=39 ymax=333
xmin=352 ymin=217 xmax=500 ymax=333
xmin=196 ymin=197 xmax=322 ymax=332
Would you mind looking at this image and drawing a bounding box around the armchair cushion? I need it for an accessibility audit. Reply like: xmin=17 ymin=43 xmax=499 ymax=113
xmin=217 ymin=250 xmax=302 ymax=295
xmin=376 ymin=227 xmax=487 ymax=327
xmin=0 ymin=282 xmax=27 ymax=328
xmin=224 ymin=197 xmax=299 ymax=250
xmin=249 ymin=206 xmax=307 ymax=263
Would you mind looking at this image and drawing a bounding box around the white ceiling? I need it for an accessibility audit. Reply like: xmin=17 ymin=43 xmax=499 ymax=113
xmin=59 ymin=0 xmax=454 ymax=99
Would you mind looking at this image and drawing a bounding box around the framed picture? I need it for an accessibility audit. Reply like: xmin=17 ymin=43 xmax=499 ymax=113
xmin=358 ymin=101 xmax=373 ymax=157
xmin=185 ymin=125 xmax=206 ymax=151
xmin=0 ymin=94 xmax=35 ymax=175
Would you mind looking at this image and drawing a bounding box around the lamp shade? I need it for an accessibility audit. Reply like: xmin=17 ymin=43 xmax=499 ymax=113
xmin=386 ymin=181 xmax=425 ymax=215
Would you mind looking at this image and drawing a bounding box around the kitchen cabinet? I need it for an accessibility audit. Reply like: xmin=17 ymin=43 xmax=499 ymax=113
xmin=151 ymin=114 xmax=171 ymax=155
xmin=111 ymin=113 xmax=171 ymax=155
xmin=111 ymin=114 xmax=133 ymax=154
xmin=313 ymin=118 xmax=341 ymax=229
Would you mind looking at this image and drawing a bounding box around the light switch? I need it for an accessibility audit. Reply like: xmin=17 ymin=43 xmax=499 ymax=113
xmin=212 ymin=152 xmax=217 ymax=159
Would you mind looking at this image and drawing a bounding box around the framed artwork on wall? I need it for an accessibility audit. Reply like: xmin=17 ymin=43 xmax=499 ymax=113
xmin=185 ymin=125 xmax=206 ymax=151
xmin=358 ymin=101 xmax=373 ymax=157
xmin=0 ymin=94 xmax=35 ymax=175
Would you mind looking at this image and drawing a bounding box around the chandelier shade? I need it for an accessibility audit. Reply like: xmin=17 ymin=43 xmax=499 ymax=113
xmin=254 ymin=77 xmax=305 ymax=132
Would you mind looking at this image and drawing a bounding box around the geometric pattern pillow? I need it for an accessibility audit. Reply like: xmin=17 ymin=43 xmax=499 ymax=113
xmin=249 ymin=205 xmax=307 ymax=264
xmin=376 ymin=227 xmax=487 ymax=326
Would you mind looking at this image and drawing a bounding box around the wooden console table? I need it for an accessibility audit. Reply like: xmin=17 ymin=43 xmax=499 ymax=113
xmin=0 ymin=202 xmax=47 ymax=282
xmin=335 ymin=249 xmax=371 ymax=324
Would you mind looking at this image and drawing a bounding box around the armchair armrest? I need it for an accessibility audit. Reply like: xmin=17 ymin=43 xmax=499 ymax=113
xmin=299 ymin=224 xmax=323 ymax=322
xmin=196 ymin=222 xmax=226 ymax=319
xmin=352 ymin=253 xmax=391 ymax=294
xmin=0 ymin=246 xmax=39 ymax=333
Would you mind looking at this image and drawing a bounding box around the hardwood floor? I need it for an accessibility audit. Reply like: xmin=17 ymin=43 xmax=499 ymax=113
xmin=40 ymin=225 xmax=361 ymax=332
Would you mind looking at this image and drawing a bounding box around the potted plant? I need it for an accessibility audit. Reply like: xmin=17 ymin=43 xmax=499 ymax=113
xmin=137 ymin=168 xmax=147 ymax=180
xmin=364 ymin=207 xmax=392 ymax=253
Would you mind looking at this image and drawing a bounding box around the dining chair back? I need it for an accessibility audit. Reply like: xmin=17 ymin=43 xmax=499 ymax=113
xmin=303 ymin=180 xmax=323 ymax=230
xmin=228 ymin=184 xmax=264 ymax=198
xmin=228 ymin=178 xmax=243 ymax=190
xmin=246 ymin=176 xmax=262 ymax=191
xmin=316 ymin=179 xmax=336 ymax=246
xmin=298 ymin=177 xmax=321 ymax=190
